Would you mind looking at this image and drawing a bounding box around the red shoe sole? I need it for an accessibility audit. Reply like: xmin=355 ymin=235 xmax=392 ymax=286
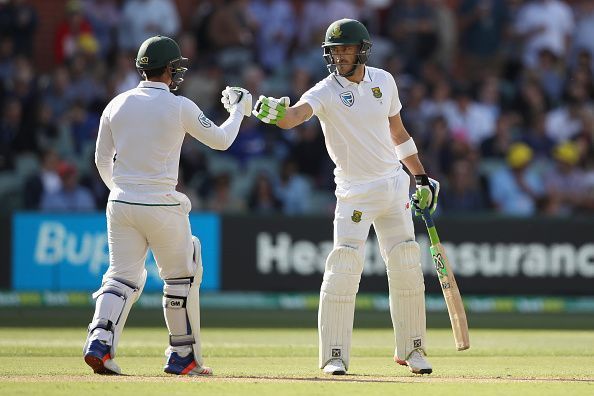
xmin=84 ymin=355 xmax=118 ymax=375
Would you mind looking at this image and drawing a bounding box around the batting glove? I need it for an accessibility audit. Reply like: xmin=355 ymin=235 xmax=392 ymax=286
xmin=252 ymin=95 xmax=290 ymax=125
xmin=411 ymin=175 xmax=440 ymax=216
xmin=221 ymin=86 xmax=252 ymax=117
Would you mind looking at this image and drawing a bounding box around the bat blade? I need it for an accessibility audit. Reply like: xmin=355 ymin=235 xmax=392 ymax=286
xmin=430 ymin=242 xmax=470 ymax=351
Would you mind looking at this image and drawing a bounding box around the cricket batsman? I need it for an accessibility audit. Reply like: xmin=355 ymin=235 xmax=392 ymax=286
xmin=82 ymin=35 xmax=252 ymax=375
xmin=253 ymin=19 xmax=439 ymax=375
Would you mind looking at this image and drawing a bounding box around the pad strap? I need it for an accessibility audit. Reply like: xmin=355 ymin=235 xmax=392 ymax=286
xmin=88 ymin=318 xmax=114 ymax=334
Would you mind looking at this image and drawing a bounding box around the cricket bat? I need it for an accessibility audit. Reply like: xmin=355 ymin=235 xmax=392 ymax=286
xmin=421 ymin=208 xmax=470 ymax=351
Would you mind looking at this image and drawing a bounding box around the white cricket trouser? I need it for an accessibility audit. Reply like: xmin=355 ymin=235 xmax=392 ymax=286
xmin=333 ymin=168 xmax=415 ymax=255
xmin=102 ymin=192 xmax=195 ymax=285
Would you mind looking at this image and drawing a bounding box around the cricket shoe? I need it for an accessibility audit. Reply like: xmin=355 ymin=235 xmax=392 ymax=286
xmin=322 ymin=358 xmax=346 ymax=375
xmin=83 ymin=339 xmax=121 ymax=375
xmin=164 ymin=352 xmax=213 ymax=376
xmin=395 ymin=349 xmax=432 ymax=375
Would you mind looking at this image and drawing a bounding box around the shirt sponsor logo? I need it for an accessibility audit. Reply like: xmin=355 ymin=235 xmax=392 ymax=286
xmin=340 ymin=91 xmax=354 ymax=107
xmin=198 ymin=113 xmax=212 ymax=128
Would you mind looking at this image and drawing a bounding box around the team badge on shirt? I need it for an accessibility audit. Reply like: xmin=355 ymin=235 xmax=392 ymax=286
xmin=198 ymin=112 xmax=212 ymax=128
xmin=351 ymin=210 xmax=362 ymax=223
xmin=371 ymin=87 xmax=382 ymax=98
xmin=340 ymin=91 xmax=354 ymax=107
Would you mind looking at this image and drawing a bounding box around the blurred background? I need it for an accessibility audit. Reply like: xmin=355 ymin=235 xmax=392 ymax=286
xmin=0 ymin=0 xmax=593 ymax=328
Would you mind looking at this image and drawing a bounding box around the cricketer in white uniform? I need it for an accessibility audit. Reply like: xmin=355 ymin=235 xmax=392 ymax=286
xmin=253 ymin=19 xmax=439 ymax=375
xmin=82 ymin=35 xmax=252 ymax=376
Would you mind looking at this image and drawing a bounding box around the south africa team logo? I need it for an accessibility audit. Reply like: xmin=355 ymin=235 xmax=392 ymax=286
xmin=351 ymin=210 xmax=362 ymax=223
xmin=198 ymin=113 xmax=212 ymax=128
xmin=330 ymin=23 xmax=342 ymax=39
xmin=372 ymin=87 xmax=382 ymax=98
xmin=340 ymin=91 xmax=354 ymax=107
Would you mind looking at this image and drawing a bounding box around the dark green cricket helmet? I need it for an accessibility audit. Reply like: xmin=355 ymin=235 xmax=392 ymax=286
xmin=135 ymin=35 xmax=188 ymax=91
xmin=322 ymin=19 xmax=372 ymax=77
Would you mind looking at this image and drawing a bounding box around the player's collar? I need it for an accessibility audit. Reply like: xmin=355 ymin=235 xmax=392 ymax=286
xmin=334 ymin=66 xmax=372 ymax=87
xmin=138 ymin=81 xmax=170 ymax=92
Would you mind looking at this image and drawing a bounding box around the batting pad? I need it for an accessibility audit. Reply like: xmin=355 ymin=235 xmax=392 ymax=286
xmin=163 ymin=236 xmax=204 ymax=365
xmin=84 ymin=270 xmax=147 ymax=358
xmin=386 ymin=240 xmax=427 ymax=360
xmin=318 ymin=246 xmax=364 ymax=370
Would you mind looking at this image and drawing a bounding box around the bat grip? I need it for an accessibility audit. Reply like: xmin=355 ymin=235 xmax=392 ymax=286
xmin=422 ymin=208 xmax=441 ymax=245
xmin=421 ymin=208 xmax=434 ymax=228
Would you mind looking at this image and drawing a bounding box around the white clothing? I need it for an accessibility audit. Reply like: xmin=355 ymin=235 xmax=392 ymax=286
xmin=333 ymin=169 xmax=414 ymax=259
xmin=515 ymin=0 xmax=574 ymax=67
xmin=118 ymin=0 xmax=180 ymax=51
xmin=300 ymin=66 xmax=403 ymax=189
xmin=95 ymin=81 xmax=243 ymax=204
xmin=103 ymin=198 xmax=194 ymax=285
xmin=443 ymin=102 xmax=497 ymax=146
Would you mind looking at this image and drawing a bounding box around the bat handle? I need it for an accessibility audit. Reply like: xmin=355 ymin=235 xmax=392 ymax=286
xmin=421 ymin=208 xmax=434 ymax=227
xmin=421 ymin=208 xmax=441 ymax=245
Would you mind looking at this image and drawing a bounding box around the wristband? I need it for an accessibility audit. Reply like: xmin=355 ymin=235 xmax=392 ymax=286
xmin=395 ymin=137 xmax=418 ymax=160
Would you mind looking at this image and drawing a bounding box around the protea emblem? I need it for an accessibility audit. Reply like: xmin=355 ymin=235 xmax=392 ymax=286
xmin=330 ymin=24 xmax=342 ymax=39
xmin=340 ymin=91 xmax=354 ymax=107
xmin=372 ymin=87 xmax=382 ymax=98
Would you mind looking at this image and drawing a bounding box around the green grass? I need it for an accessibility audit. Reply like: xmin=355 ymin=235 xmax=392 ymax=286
xmin=0 ymin=326 xmax=593 ymax=396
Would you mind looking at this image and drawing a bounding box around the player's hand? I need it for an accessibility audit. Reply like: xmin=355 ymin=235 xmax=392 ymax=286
xmin=221 ymin=86 xmax=252 ymax=117
xmin=411 ymin=175 xmax=440 ymax=216
xmin=252 ymin=95 xmax=290 ymax=125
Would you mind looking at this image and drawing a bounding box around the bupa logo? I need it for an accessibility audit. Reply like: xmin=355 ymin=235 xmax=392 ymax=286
xmin=340 ymin=91 xmax=354 ymax=107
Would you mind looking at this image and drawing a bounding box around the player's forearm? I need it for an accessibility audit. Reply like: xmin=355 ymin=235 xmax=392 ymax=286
xmin=207 ymin=110 xmax=243 ymax=150
xmin=277 ymin=107 xmax=305 ymax=129
xmin=401 ymin=154 xmax=426 ymax=176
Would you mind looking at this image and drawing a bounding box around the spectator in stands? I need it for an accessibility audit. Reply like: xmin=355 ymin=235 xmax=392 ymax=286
xmin=54 ymin=0 xmax=97 ymax=64
xmin=248 ymin=172 xmax=282 ymax=214
xmin=249 ymin=0 xmax=296 ymax=73
xmin=521 ymin=112 xmax=555 ymax=159
xmin=7 ymin=0 xmax=37 ymax=57
xmin=513 ymin=0 xmax=574 ymax=68
xmin=82 ymin=0 xmax=120 ymax=57
xmin=23 ymin=148 xmax=62 ymax=209
xmin=275 ymin=158 xmax=310 ymax=215
xmin=481 ymin=112 xmax=515 ymax=159
xmin=386 ymin=0 xmax=439 ymax=71
xmin=440 ymin=158 xmax=488 ymax=213
xmin=40 ymin=161 xmax=95 ymax=212
xmin=488 ymin=142 xmax=545 ymax=216
xmin=118 ymin=0 xmax=180 ymax=51
xmin=206 ymin=172 xmax=245 ymax=213
xmin=458 ymin=0 xmax=509 ymax=78
xmin=544 ymin=141 xmax=591 ymax=215
xmin=443 ymin=83 xmax=496 ymax=147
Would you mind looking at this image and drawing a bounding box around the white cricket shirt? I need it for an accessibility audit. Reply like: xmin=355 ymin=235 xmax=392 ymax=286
xmin=95 ymin=81 xmax=243 ymax=203
xmin=300 ymin=66 xmax=402 ymax=189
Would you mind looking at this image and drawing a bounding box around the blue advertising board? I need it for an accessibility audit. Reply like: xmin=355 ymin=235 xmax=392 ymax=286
xmin=12 ymin=213 xmax=221 ymax=291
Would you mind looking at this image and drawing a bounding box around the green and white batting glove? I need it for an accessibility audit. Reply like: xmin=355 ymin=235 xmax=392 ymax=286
xmin=221 ymin=86 xmax=252 ymax=117
xmin=252 ymin=95 xmax=290 ymax=125
xmin=411 ymin=175 xmax=440 ymax=216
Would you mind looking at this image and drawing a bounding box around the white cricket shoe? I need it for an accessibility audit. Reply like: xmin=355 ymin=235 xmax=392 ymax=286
xmin=322 ymin=359 xmax=346 ymax=375
xmin=396 ymin=349 xmax=433 ymax=375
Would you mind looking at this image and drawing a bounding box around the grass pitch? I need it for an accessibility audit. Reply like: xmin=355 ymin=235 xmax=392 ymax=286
xmin=1 ymin=321 xmax=593 ymax=396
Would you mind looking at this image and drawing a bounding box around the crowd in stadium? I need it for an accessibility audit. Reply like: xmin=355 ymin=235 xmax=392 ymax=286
xmin=0 ymin=0 xmax=593 ymax=217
